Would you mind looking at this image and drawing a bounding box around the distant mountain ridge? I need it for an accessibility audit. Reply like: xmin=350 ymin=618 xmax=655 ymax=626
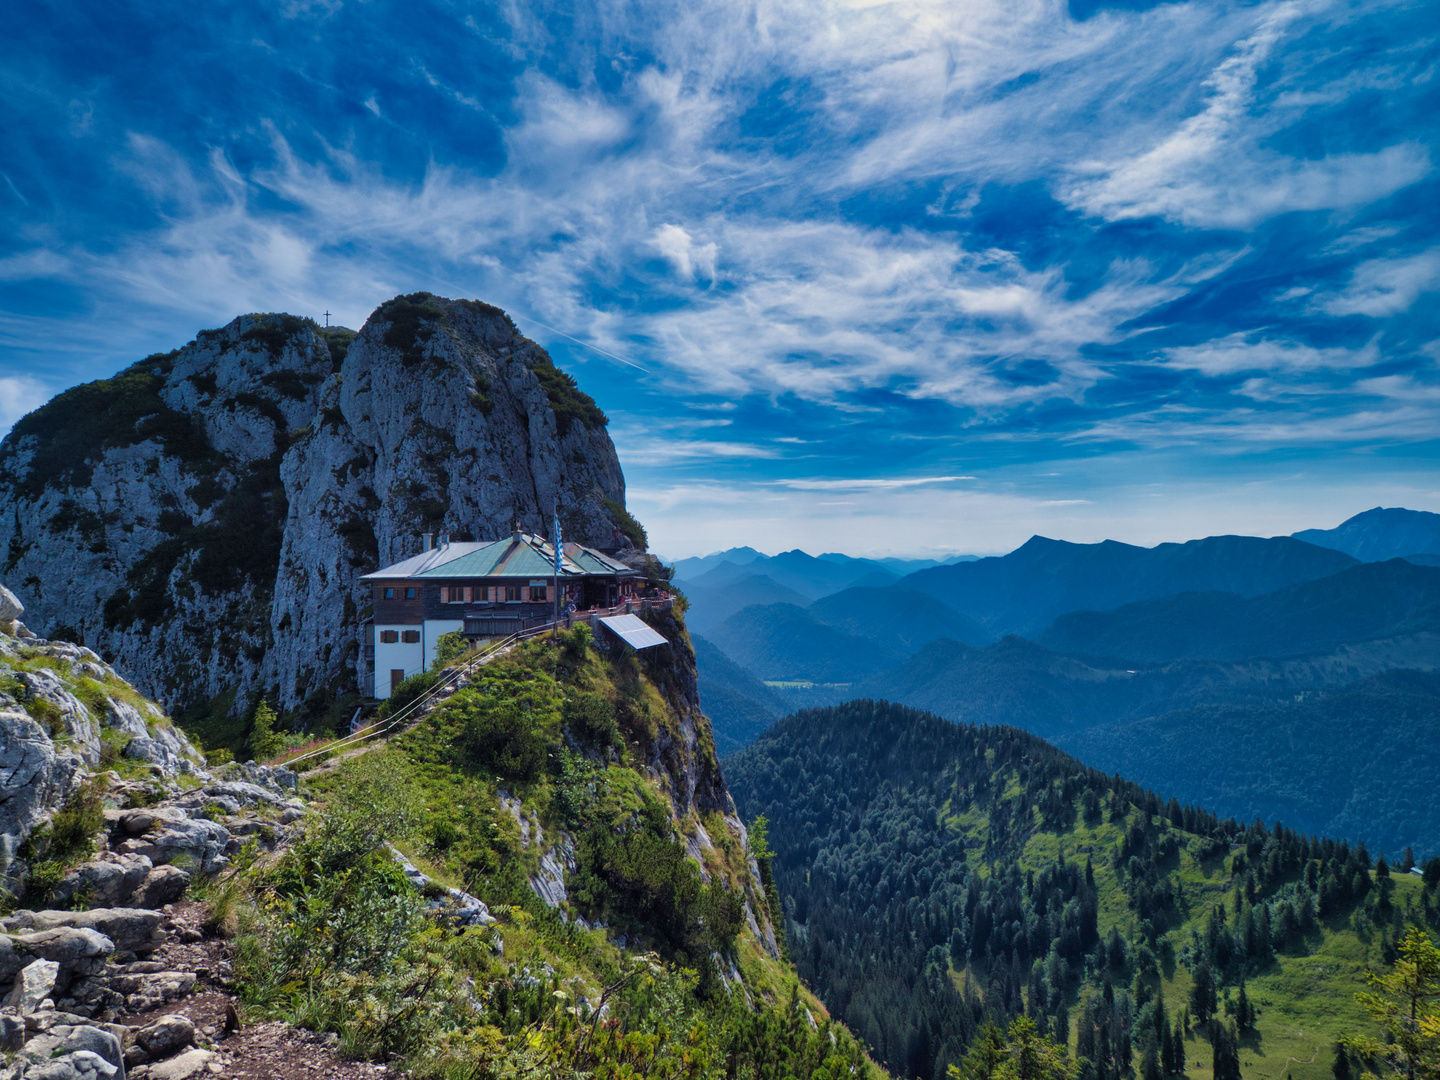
xmin=691 ymin=510 xmax=1440 ymax=831
xmin=1293 ymin=506 xmax=1440 ymax=563
xmin=898 ymin=533 xmax=1358 ymax=637
xmin=706 ymin=602 xmax=904 ymax=683
xmin=1038 ymin=559 xmax=1440 ymax=662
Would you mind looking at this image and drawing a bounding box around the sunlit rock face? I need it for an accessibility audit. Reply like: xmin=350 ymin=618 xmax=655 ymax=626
xmin=0 ymin=294 xmax=630 ymax=710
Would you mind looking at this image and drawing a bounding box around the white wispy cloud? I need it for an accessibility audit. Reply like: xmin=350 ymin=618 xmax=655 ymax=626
xmin=2 ymin=0 xmax=1435 ymax=488
xmin=1316 ymin=249 xmax=1440 ymax=317
xmin=1164 ymin=333 xmax=1380 ymax=376
xmin=773 ymin=476 xmax=975 ymax=491
xmin=1062 ymin=4 xmax=1430 ymax=228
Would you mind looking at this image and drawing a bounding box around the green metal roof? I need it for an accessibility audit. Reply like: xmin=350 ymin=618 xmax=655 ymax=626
xmin=413 ymin=537 xmax=571 ymax=579
xmin=363 ymin=533 xmax=639 ymax=581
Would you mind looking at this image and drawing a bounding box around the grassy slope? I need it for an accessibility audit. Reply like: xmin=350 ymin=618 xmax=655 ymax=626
xmin=302 ymin=627 xmax=885 ymax=1077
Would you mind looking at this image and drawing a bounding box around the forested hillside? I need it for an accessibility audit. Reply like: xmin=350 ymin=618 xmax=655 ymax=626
xmin=1064 ymin=669 xmax=1440 ymax=853
xmin=725 ymin=701 xmax=1440 ymax=1080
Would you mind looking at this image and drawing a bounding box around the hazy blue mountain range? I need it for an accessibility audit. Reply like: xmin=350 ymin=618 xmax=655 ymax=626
xmin=897 ymin=533 xmax=1358 ymax=637
xmin=683 ymin=549 xmax=899 ymax=599
xmin=705 ymin=602 xmax=904 ymax=683
xmin=669 ymin=546 xmax=768 ymax=580
xmin=808 ymin=587 xmax=992 ymax=654
xmin=691 ymin=635 xmax=791 ymax=756
xmin=698 ymin=511 xmax=1440 ymax=849
xmin=681 ymin=573 xmax=813 ymax=633
xmin=1293 ymin=506 xmax=1440 ymax=563
xmin=672 ymin=546 xmax=974 ymax=602
xmin=849 ymin=628 xmax=1440 ymax=740
xmin=1038 ymin=559 xmax=1440 ymax=662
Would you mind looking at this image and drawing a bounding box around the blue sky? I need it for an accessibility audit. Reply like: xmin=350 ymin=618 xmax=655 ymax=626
xmin=2 ymin=0 xmax=1438 ymax=557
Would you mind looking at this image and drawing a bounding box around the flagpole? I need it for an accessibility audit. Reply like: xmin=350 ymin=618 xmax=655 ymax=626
xmin=552 ymin=503 xmax=562 ymax=635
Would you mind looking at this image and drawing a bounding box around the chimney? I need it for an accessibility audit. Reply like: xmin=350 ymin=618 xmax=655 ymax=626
xmin=511 ymin=520 xmax=523 ymax=542
xmin=422 ymin=532 xmax=433 ymax=553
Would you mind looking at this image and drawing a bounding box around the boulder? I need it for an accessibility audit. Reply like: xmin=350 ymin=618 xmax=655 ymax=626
xmin=0 ymin=1012 xmax=22 ymax=1051
xmin=0 ymin=927 xmax=113 ymax=985
xmin=0 ymin=584 xmax=21 ymax=622
xmin=132 ymin=866 xmax=190 ymax=909
xmin=19 ymin=1022 xmax=125 ymax=1079
xmin=104 ymin=970 xmax=196 ymax=1012
xmin=120 ymin=734 xmax=199 ymax=779
xmin=6 ymin=909 xmax=161 ymax=956
xmin=147 ymin=1047 xmax=214 ymax=1079
xmin=20 ymin=1025 xmax=125 ymax=1077
xmin=112 ymin=809 xmax=231 ymax=874
xmin=0 ymin=711 xmax=86 ymax=886
xmin=127 ymin=1014 xmax=195 ymax=1065
xmin=3 ymin=958 xmax=59 ymax=1014
xmin=51 ymin=854 xmax=154 ymax=909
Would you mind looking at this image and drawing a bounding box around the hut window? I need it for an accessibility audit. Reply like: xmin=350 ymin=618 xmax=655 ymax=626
xmin=380 ymin=630 xmax=399 ymax=643
xmin=529 ymin=585 xmax=547 ymax=602
xmin=402 ymin=630 xmax=420 ymax=643
xmin=382 ymin=587 xmax=394 ymax=599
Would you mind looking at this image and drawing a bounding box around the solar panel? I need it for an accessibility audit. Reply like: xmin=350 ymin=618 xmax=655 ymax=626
xmin=598 ymin=614 xmax=668 ymax=650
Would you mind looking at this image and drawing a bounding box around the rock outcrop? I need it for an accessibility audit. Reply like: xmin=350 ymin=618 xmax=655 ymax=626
xmin=0 ymin=295 xmax=636 ymax=711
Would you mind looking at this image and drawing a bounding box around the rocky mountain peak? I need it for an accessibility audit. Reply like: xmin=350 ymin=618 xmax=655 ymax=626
xmin=0 ymin=294 xmax=636 ymax=712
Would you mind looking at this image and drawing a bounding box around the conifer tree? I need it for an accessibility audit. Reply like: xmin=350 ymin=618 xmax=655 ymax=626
xmin=1346 ymin=927 xmax=1440 ymax=1080
xmin=1212 ymin=1021 xmax=1242 ymax=1080
xmin=1333 ymin=1041 xmax=1353 ymax=1080
xmin=248 ymin=697 xmax=284 ymax=762
xmin=1190 ymin=964 xmax=1218 ymax=1025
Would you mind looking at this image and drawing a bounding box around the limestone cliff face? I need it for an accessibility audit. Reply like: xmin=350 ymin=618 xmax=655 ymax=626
xmin=0 ymin=294 xmax=633 ymax=711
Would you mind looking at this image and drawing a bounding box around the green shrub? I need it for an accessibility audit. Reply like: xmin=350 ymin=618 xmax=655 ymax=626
xmin=380 ymin=670 xmax=441 ymax=721
xmin=319 ymin=327 xmax=355 ymax=369
xmin=49 ymin=781 xmax=105 ymax=858
xmin=429 ymin=818 xmax=462 ymax=854
xmin=431 ymin=631 xmax=468 ymax=671
xmin=569 ymin=791 xmax=743 ymax=963
xmin=378 ymin=293 xmax=445 ymax=367
xmin=23 ymin=696 xmax=64 ymax=737
xmin=602 ymin=499 xmax=647 ymax=551
xmin=527 ymin=349 xmax=607 ymax=436
xmin=564 ymin=623 xmax=592 ymax=660
xmin=453 ymin=680 xmax=559 ymax=785
xmin=562 ymin=691 xmax=619 ymax=749
xmin=247 ymin=698 xmax=284 ymax=762
xmin=19 ymin=780 xmax=106 ymax=902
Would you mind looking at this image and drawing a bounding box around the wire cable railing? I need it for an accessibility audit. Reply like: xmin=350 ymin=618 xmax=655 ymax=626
xmin=281 ymin=621 xmax=560 ymax=771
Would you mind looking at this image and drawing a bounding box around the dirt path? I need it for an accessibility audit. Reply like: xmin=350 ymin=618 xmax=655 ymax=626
xmin=120 ymin=902 xmax=394 ymax=1080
